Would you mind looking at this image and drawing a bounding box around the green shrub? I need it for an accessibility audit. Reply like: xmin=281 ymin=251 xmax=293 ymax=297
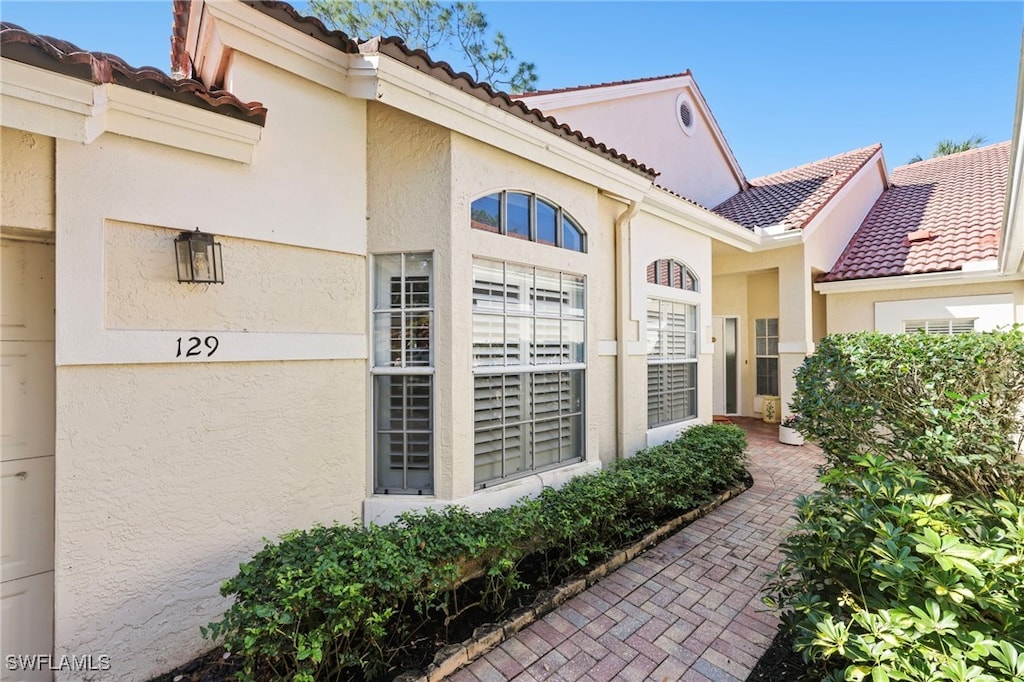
xmin=764 ymin=455 xmax=1024 ymax=682
xmin=792 ymin=330 xmax=1024 ymax=496
xmin=204 ymin=424 xmax=747 ymax=680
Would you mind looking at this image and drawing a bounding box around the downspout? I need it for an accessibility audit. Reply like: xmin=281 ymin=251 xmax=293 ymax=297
xmin=615 ymin=199 xmax=641 ymax=460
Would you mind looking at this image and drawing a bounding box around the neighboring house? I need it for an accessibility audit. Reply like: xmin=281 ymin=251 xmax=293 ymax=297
xmin=1 ymin=1 xmax=1022 ymax=680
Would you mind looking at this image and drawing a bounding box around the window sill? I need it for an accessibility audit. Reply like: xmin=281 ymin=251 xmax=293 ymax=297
xmin=362 ymin=459 xmax=602 ymax=526
xmin=645 ymin=418 xmax=701 ymax=448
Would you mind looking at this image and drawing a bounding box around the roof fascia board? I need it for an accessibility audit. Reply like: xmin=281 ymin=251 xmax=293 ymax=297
xmin=814 ymin=269 xmax=1024 ymax=295
xmin=373 ymin=57 xmax=652 ymax=197
xmin=104 ymin=83 xmax=262 ymax=163
xmin=1 ymin=59 xmax=100 ymax=141
xmin=1000 ymin=45 xmax=1024 ymax=275
xmin=518 ymin=76 xmax=688 ymax=109
xmin=642 ymin=189 xmax=760 ymax=252
xmin=800 ymin=150 xmax=886 ymax=241
xmin=199 ymin=1 xmax=372 ymax=97
xmin=686 ymin=77 xmax=747 ymax=189
xmin=0 ymin=59 xmax=260 ymax=162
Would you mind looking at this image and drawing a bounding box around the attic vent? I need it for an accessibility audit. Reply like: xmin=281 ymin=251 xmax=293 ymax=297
xmin=675 ymin=92 xmax=696 ymax=136
xmin=679 ymin=103 xmax=692 ymax=128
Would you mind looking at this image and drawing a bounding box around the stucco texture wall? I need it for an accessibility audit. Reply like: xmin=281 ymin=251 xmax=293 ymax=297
xmin=534 ymin=87 xmax=741 ymax=208
xmin=39 ymin=45 xmax=372 ymax=680
xmin=1 ymin=127 xmax=54 ymax=233
xmin=630 ymin=210 xmax=714 ymax=446
xmin=826 ymin=281 xmax=1024 ymax=333
xmin=53 ymin=360 xmax=364 ymax=680
xmin=450 ymin=131 xmax=608 ymax=491
xmin=103 ymin=220 xmax=364 ymax=333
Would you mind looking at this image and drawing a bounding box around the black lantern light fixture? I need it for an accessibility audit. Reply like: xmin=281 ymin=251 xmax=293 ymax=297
xmin=175 ymin=228 xmax=224 ymax=284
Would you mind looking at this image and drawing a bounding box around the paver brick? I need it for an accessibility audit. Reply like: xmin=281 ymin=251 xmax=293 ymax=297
xmin=453 ymin=419 xmax=821 ymax=681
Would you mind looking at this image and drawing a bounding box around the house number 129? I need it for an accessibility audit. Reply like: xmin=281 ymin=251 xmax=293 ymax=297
xmin=176 ymin=336 xmax=219 ymax=358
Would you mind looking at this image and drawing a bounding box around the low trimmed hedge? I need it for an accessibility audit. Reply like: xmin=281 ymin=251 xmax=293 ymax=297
xmin=202 ymin=424 xmax=748 ymax=680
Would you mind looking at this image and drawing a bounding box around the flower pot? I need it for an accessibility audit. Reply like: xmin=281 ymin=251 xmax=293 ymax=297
xmin=778 ymin=425 xmax=804 ymax=446
xmin=761 ymin=395 xmax=781 ymax=423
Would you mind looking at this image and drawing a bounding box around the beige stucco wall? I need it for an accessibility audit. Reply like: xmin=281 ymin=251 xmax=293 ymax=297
xmin=631 ymin=210 xmax=714 ymax=446
xmin=33 ymin=46 xmax=371 ymax=681
xmin=1 ymin=127 xmax=54 ymax=233
xmin=825 ymin=280 xmax=1024 ymax=333
xmin=54 ymin=360 xmax=364 ymax=679
xmin=104 ymin=220 xmax=364 ymax=332
xmin=452 ymin=127 xmax=603 ymax=495
xmin=531 ymin=87 xmax=742 ymax=208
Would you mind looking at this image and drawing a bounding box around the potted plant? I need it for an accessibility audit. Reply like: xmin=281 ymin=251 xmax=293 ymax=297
xmin=779 ymin=415 xmax=804 ymax=446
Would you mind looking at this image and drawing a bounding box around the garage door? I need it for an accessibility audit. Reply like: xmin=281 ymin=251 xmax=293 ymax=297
xmin=1 ymin=239 xmax=55 ymax=682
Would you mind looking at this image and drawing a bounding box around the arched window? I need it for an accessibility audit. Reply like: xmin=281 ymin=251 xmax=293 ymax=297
xmin=471 ymin=191 xmax=586 ymax=253
xmin=646 ymin=258 xmax=698 ymax=292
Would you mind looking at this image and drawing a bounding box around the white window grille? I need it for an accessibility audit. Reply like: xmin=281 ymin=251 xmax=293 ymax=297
xmin=471 ymin=259 xmax=585 ymax=488
xmin=647 ymin=298 xmax=698 ymax=427
xmin=372 ymin=253 xmax=433 ymax=494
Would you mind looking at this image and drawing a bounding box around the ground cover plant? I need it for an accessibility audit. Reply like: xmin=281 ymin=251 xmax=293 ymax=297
xmin=765 ymin=329 xmax=1024 ymax=682
xmin=200 ymin=424 xmax=748 ymax=681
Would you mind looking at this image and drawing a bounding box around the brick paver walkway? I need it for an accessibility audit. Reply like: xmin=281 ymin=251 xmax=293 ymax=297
xmin=449 ymin=418 xmax=823 ymax=682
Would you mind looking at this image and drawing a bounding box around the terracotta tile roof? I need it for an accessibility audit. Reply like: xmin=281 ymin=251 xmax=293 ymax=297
xmin=1 ymin=21 xmax=267 ymax=126
xmin=711 ymin=144 xmax=882 ymax=231
xmin=514 ymin=72 xmax=691 ymax=99
xmin=820 ymin=142 xmax=1010 ymax=282
xmin=170 ymin=0 xmax=656 ymax=178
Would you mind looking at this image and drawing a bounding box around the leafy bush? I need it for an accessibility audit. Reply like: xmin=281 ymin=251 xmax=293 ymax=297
xmin=792 ymin=330 xmax=1024 ymax=496
xmin=764 ymin=455 xmax=1024 ymax=682
xmin=204 ymin=424 xmax=747 ymax=680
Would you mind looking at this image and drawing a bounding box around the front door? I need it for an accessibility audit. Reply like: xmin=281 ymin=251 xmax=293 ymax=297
xmin=712 ymin=316 xmax=738 ymax=415
xmin=1 ymin=238 xmax=55 ymax=681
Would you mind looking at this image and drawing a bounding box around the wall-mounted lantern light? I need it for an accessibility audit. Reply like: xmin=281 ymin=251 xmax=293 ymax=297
xmin=175 ymin=228 xmax=224 ymax=284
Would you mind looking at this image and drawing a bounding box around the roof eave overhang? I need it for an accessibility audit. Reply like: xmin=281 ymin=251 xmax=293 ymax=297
xmin=642 ymin=188 xmax=760 ymax=252
xmin=814 ymin=267 xmax=1024 ymax=295
xmin=186 ymin=1 xmax=654 ymax=196
xmin=371 ymin=56 xmax=652 ymax=196
xmin=999 ymin=42 xmax=1024 ymax=275
xmin=799 ymin=148 xmax=887 ymax=240
xmin=0 ymin=58 xmax=262 ymax=162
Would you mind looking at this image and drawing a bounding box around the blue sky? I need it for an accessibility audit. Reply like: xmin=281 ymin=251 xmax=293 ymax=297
xmin=2 ymin=1 xmax=1021 ymax=178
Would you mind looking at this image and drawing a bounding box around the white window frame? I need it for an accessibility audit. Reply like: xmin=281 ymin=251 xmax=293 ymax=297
xmin=471 ymin=258 xmax=586 ymax=489
xmin=371 ymin=253 xmax=434 ymax=495
xmin=470 ymin=190 xmax=587 ymax=253
xmin=755 ymin=317 xmax=779 ymax=397
xmin=646 ymin=297 xmax=699 ymax=429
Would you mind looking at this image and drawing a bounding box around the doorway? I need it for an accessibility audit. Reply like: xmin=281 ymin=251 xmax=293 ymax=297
xmin=712 ymin=316 xmax=738 ymax=415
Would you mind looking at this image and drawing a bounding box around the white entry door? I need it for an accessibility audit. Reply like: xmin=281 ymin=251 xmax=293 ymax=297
xmin=711 ymin=316 xmax=738 ymax=415
xmin=1 ymin=239 xmax=55 ymax=682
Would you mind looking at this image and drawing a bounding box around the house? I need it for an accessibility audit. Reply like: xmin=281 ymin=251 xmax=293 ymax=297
xmin=1 ymin=1 xmax=1021 ymax=680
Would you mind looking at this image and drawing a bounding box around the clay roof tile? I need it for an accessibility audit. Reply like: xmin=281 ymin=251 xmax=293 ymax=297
xmin=819 ymin=142 xmax=1010 ymax=282
xmin=711 ymin=144 xmax=882 ymax=231
xmin=1 ymin=21 xmax=267 ymax=126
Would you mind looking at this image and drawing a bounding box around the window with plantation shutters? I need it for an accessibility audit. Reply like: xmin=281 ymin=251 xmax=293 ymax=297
xmin=903 ymin=318 xmax=976 ymax=335
xmin=372 ymin=253 xmax=433 ymax=494
xmin=472 ymin=259 xmax=585 ymax=488
xmin=755 ymin=318 xmax=779 ymax=396
xmin=647 ymin=298 xmax=698 ymax=427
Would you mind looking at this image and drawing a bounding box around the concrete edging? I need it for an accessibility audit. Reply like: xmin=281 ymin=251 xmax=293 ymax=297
xmin=395 ymin=477 xmax=753 ymax=682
